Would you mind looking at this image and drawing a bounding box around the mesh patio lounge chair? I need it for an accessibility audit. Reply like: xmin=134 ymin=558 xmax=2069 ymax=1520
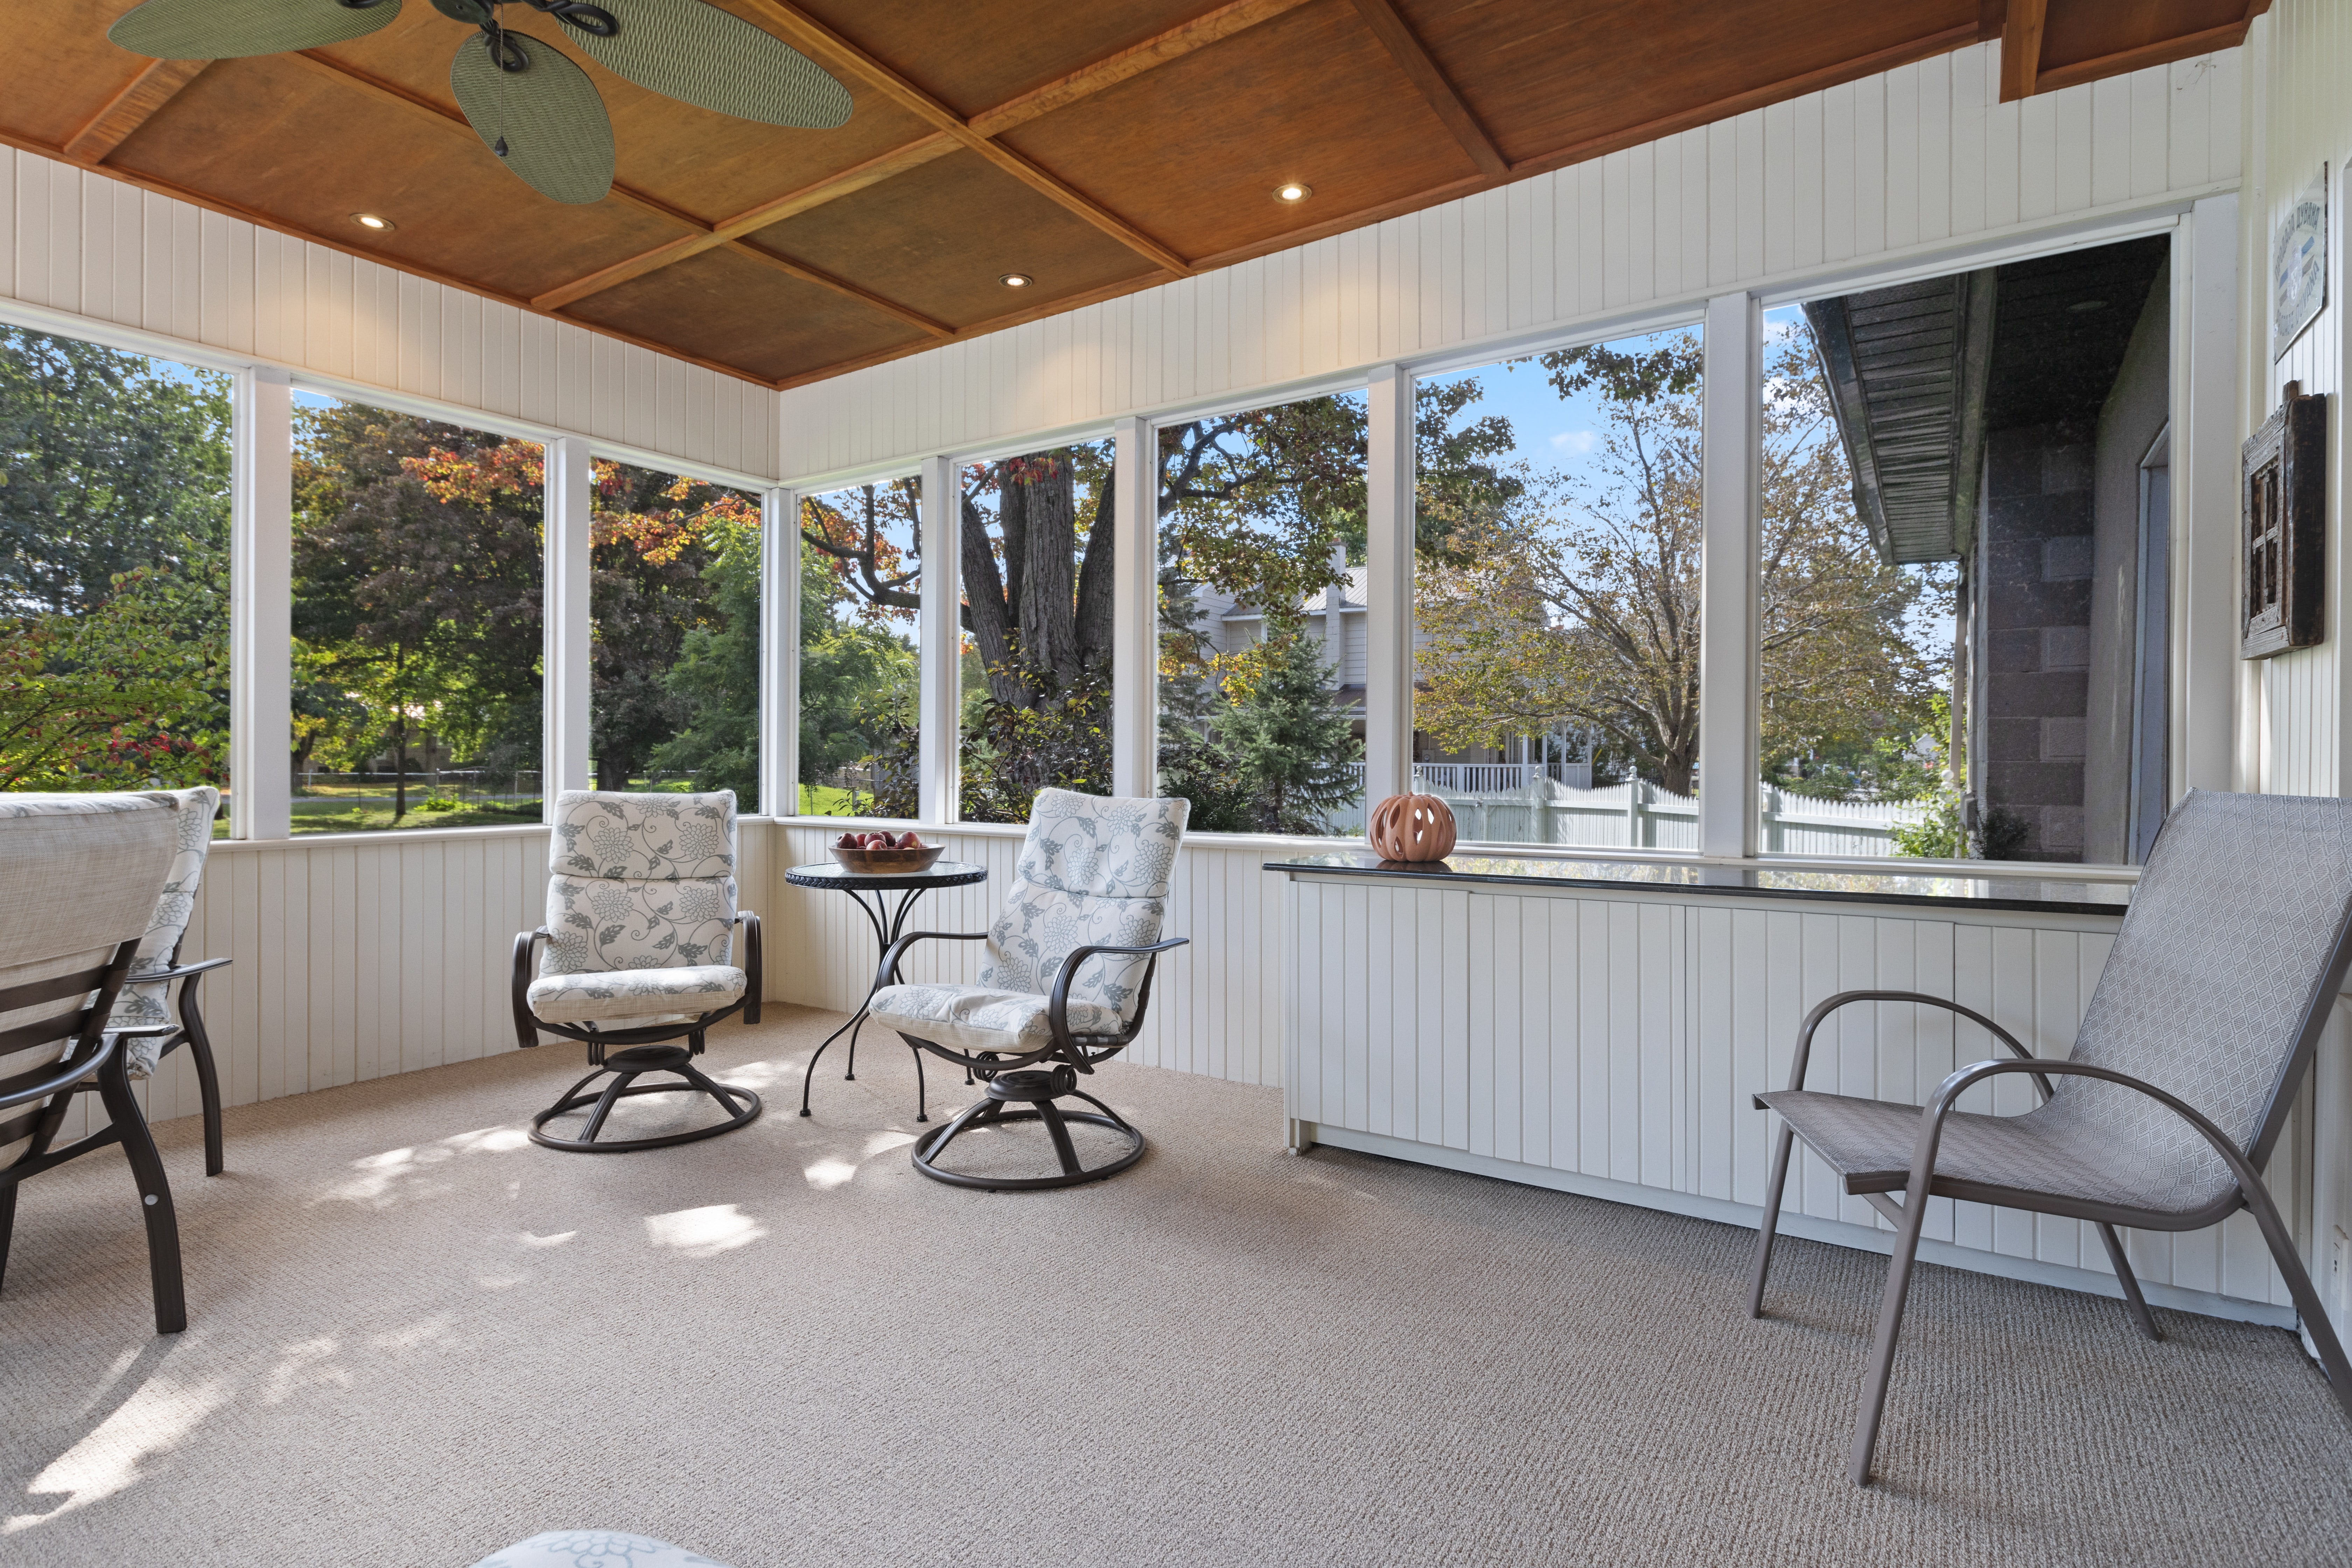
xmin=1747 ymin=788 xmax=2352 ymax=1485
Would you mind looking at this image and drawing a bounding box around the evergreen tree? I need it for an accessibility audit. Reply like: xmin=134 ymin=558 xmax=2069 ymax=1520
xmin=1210 ymin=632 xmax=1363 ymax=834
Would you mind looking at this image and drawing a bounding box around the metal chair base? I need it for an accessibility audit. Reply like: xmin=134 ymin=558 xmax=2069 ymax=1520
xmin=528 ymin=1044 xmax=761 ymax=1153
xmin=910 ymin=1067 xmax=1144 ymax=1190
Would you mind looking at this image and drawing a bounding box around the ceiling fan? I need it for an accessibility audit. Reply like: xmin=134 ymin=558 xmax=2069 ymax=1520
xmin=105 ymin=0 xmax=854 ymax=206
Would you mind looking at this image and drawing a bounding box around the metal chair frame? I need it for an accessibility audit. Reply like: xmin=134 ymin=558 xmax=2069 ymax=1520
xmin=0 ymin=939 xmax=187 ymax=1334
xmin=82 ymin=938 xmax=232 ymax=1177
xmin=869 ymin=927 xmax=1187 ymax=1190
xmin=1749 ymin=975 xmax=2352 ymax=1486
xmin=509 ymin=911 xmax=763 ymax=1153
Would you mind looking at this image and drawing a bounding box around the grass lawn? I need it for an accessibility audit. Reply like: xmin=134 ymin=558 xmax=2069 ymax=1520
xmin=288 ymin=798 xmax=544 ymax=834
xmin=798 ymin=783 xmax=864 ymax=816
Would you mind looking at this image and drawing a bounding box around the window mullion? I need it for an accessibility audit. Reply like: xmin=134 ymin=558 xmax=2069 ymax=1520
xmin=760 ymin=485 xmax=799 ymax=818
xmin=1364 ymin=364 xmax=1414 ymax=808
xmin=230 ymin=365 xmax=292 ymax=841
xmin=1698 ymin=292 xmax=1762 ymax=859
xmin=543 ymin=436 xmax=594 ymax=816
xmin=918 ymin=454 xmax=960 ymax=825
xmin=1112 ymin=415 xmax=1157 ymax=798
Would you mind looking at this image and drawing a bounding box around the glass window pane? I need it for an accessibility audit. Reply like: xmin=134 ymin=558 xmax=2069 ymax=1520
xmin=586 ymin=459 xmax=762 ymax=806
xmin=1155 ymin=393 xmax=1367 ymax=835
xmin=290 ymin=398 xmax=542 ymax=831
xmin=958 ymin=441 xmax=1115 ymax=822
xmin=1771 ymin=233 xmax=2170 ymax=863
xmin=1412 ymin=328 xmax=1703 ymax=849
xmin=0 ymin=329 xmax=230 ymax=818
xmin=798 ymin=478 xmax=920 ymax=819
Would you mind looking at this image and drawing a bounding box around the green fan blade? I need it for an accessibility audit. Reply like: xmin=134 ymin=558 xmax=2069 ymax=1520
xmin=449 ymin=32 xmax=614 ymax=205
xmin=108 ymin=0 xmax=401 ymax=60
xmin=570 ymin=0 xmax=850 ymax=130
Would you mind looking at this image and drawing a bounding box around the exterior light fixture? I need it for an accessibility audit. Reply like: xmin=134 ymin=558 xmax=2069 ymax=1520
xmin=1274 ymin=182 xmax=1311 ymax=203
xmin=352 ymin=213 xmax=395 ymax=232
xmin=1000 ymin=272 xmax=1033 ymax=288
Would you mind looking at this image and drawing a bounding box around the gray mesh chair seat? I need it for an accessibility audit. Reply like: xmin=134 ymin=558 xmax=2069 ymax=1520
xmin=1748 ymin=790 xmax=2352 ymax=1486
xmin=1757 ymin=1091 xmax=2216 ymax=1219
xmin=864 ymin=789 xmax=1189 ymax=1191
xmin=511 ymin=791 xmax=762 ymax=1152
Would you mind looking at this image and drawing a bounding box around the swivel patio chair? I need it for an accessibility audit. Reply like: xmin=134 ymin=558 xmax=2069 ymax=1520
xmin=0 ymin=793 xmax=191 ymax=1334
xmin=864 ymin=788 xmax=1188 ymax=1190
xmin=512 ymin=790 xmax=762 ymax=1152
xmin=1747 ymin=788 xmax=2352 ymax=1486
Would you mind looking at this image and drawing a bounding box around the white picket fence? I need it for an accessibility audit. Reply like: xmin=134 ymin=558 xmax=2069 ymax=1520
xmin=1324 ymin=772 xmax=1924 ymax=856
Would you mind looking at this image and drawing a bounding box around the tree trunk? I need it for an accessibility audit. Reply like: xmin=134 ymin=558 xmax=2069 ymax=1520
xmin=960 ymin=492 xmax=1027 ymax=706
xmin=1074 ymin=472 xmax=1115 ymax=671
xmin=1016 ymin=457 xmax=1080 ymax=690
xmin=393 ymin=715 xmax=409 ymax=820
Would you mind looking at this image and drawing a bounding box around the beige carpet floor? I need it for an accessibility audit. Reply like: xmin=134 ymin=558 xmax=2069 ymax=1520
xmin=2 ymin=1006 xmax=2348 ymax=1567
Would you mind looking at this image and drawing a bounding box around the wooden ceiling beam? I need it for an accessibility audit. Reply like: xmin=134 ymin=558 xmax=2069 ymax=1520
xmin=2031 ymin=17 xmax=2261 ymax=97
xmin=1998 ymin=0 xmax=2044 ymax=102
xmin=967 ymin=0 xmax=1315 ymax=137
xmin=733 ymin=0 xmax=1192 ymax=276
xmin=535 ymin=0 xmax=1306 ymax=313
xmin=282 ymin=51 xmax=950 ymax=333
xmin=64 ymin=59 xmax=211 ymax=165
xmin=1345 ymin=0 xmax=1506 ymax=179
xmin=728 ymin=240 xmax=954 ymax=337
xmin=532 ymin=134 xmax=953 ymax=310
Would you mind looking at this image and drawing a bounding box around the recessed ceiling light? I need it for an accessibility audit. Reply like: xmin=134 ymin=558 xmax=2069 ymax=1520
xmin=352 ymin=213 xmax=395 ymax=232
xmin=2067 ymin=298 xmax=2108 ymax=313
xmin=1274 ymin=182 xmax=1312 ymax=203
xmin=1000 ymin=272 xmax=1033 ymax=288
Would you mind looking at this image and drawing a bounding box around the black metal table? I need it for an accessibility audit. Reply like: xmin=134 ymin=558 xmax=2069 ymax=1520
xmin=785 ymin=859 xmax=988 ymax=1122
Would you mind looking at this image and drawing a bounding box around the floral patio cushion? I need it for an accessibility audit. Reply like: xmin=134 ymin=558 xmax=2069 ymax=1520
xmin=975 ymin=789 xmax=1188 ymax=1024
xmin=867 ymin=981 xmax=1127 ymax=1056
xmin=549 ymin=790 xmax=734 ymax=880
xmin=527 ymin=965 xmax=747 ymax=1025
xmin=543 ymin=875 xmax=736 ymax=975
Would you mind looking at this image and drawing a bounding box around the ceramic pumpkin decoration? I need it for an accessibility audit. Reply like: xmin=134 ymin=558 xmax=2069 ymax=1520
xmin=1367 ymin=792 xmax=1457 ymax=861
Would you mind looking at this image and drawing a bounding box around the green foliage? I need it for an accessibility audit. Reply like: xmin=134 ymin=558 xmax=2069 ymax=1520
xmin=0 ymin=330 xmax=230 ymax=792
xmin=958 ymin=667 xmax=1112 ymax=824
xmin=1207 ymin=633 xmax=1364 ymax=834
xmin=1890 ymin=792 xmax=1965 ymax=858
xmin=650 ymin=513 xmax=762 ymax=810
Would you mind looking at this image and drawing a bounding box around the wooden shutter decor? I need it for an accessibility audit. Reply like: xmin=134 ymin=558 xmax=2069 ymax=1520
xmin=2242 ymin=380 xmax=2328 ymax=659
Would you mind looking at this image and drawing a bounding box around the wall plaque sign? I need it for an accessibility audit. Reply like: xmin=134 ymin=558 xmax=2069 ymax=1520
xmin=2242 ymin=380 xmax=2327 ymax=659
xmin=2273 ymin=164 xmax=2329 ymax=360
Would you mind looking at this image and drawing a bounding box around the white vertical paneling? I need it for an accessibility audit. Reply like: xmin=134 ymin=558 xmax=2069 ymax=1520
xmin=0 ymin=148 xmax=777 ymax=479
xmin=1272 ymin=873 xmax=2285 ymax=1320
xmin=777 ymin=42 xmax=2242 ymax=482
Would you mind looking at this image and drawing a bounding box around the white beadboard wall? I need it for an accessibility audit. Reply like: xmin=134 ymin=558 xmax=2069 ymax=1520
xmin=52 ymin=820 xmax=780 ymax=1143
xmin=2238 ymin=0 xmax=2352 ymax=1357
xmin=1282 ymin=876 xmax=2297 ymax=1319
xmin=0 ymin=148 xmax=777 ymax=479
xmin=777 ymin=40 xmax=2241 ymax=481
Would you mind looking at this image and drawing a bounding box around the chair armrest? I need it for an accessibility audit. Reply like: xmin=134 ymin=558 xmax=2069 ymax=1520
xmin=873 ymin=929 xmax=990 ymax=996
xmin=0 ymin=1035 xmax=123 ymax=1112
xmin=735 ymin=911 xmax=762 ymax=1025
xmin=511 ymin=929 xmax=550 ymax=1051
xmin=135 ymin=957 xmax=233 ymax=984
xmin=1766 ymin=989 xmax=2047 ymax=1107
xmin=1047 ymin=938 xmax=1189 ymax=1054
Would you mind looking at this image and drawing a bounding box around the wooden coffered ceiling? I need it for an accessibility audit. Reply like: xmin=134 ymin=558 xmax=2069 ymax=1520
xmin=4 ymin=0 xmax=2268 ymax=391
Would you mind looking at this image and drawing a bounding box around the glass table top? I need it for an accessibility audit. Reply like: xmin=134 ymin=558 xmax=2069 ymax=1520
xmin=1262 ymin=852 xmax=2134 ymax=915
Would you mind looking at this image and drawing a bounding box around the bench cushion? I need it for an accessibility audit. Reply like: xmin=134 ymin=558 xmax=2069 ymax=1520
xmin=470 ymin=1531 xmax=734 ymax=1568
xmin=528 ymin=965 xmax=745 ymax=1025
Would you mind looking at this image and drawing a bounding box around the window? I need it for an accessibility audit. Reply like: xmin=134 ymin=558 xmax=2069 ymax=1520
xmin=1772 ymin=233 xmax=2171 ymax=863
xmin=1155 ymin=393 xmax=1367 ymax=835
xmin=586 ymin=458 xmax=762 ymax=806
xmin=1411 ymin=327 xmax=1704 ymax=848
xmin=290 ymin=398 xmax=542 ymax=831
xmin=958 ymin=440 xmax=1116 ymax=822
xmin=798 ymin=477 xmax=921 ymax=818
xmin=0 ymin=328 xmax=230 ymax=817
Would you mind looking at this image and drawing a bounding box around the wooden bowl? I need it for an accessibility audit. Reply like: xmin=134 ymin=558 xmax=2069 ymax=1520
xmin=829 ymin=844 xmax=946 ymax=875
